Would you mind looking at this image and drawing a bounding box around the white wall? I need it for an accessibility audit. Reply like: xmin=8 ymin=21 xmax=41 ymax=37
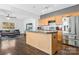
xmin=0 ymin=5 xmax=40 ymax=34
xmin=15 ymin=17 xmax=39 ymax=34
xmin=15 ymin=18 xmax=25 ymax=34
xmin=0 ymin=15 xmax=39 ymax=34
xmin=0 ymin=16 xmax=16 ymax=30
xmin=0 ymin=16 xmax=25 ymax=34
xmin=23 ymin=17 xmax=39 ymax=32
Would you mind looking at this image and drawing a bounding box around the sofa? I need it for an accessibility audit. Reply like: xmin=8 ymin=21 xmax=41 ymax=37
xmin=0 ymin=29 xmax=20 ymax=38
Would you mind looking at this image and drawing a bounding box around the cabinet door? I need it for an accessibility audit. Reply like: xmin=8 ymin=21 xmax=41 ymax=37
xmin=56 ymin=16 xmax=62 ymax=24
xmin=52 ymin=33 xmax=58 ymax=54
xmin=38 ymin=34 xmax=52 ymax=54
xmin=39 ymin=19 xmax=48 ymax=25
xmin=26 ymin=32 xmax=39 ymax=48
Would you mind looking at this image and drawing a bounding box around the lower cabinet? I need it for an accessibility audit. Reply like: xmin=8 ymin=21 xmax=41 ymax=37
xmin=26 ymin=32 xmax=58 ymax=55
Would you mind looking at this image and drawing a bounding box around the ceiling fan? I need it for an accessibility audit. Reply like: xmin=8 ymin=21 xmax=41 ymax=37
xmin=6 ymin=14 xmax=16 ymax=18
xmin=0 ymin=8 xmax=17 ymax=19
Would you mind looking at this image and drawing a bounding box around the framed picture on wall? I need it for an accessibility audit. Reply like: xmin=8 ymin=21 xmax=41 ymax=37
xmin=2 ymin=22 xmax=15 ymax=29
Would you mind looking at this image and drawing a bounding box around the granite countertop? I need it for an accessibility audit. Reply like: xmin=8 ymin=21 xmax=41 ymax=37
xmin=26 ymin=30 xmax=57 ymax=34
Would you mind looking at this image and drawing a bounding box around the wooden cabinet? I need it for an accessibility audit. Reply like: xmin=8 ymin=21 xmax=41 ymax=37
xmin=26 ymin=32 xmax=52 ymax=54
xmin=26 ymin=32 xmax=59 ymax=54
xmin=39 ymin=18 xmax=48 ymax=25
xmin=39 ymin=16 xmax=62 ymax=26
xmin=55 ymin=16 xmax=62 ymax=24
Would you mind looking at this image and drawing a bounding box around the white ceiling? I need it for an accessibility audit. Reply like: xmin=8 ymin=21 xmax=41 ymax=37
xmin=11 ymin=4 xmax=76 ymax=15
xmin=0 ymin=4 xmax=77 ymax=19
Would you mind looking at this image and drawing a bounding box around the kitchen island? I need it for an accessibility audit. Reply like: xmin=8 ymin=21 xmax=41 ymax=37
xmin=26 ymin=31 xmax=59 ymax=55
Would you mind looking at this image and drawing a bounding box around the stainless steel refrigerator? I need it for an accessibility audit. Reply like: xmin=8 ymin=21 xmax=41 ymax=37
xmin=62 ymin=16 xmax=79 ymax=47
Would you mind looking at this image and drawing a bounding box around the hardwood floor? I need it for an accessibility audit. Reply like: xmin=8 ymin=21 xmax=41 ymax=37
xmin=56 ymin=45 xmax=79 ymax=55
xmin=0 ymin=35 xmax=48 ymax=55
xmin=0 ymin=34 xmax=79 ymax=55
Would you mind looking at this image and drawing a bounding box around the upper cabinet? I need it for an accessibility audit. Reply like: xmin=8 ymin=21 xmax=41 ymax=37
xmin=39 ymin=16 xmax=56 ymax=26
xmin=55 ymin=16 xmax=62 ymax=25
xmin=39 ymin=11 xmax=79 ymax=26
xmin=64 ymin=12 xmax=79 ymax=16
xmin=39 ymin=18 xmax=49 ymax=25
xmin=39 ymin=16 xmax=62 ymax=25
